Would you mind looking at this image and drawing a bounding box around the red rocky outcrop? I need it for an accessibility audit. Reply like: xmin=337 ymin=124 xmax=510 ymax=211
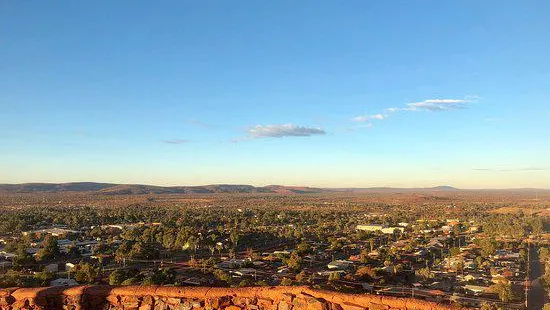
xmin=0 ymin=286 xmax=466 ymax=310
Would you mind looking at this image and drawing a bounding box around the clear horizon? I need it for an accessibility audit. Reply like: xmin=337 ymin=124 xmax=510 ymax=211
xmin=1 ymin=1 xmax=549 ymax=188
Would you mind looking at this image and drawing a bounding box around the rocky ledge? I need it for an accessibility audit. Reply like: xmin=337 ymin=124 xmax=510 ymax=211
xmin=0 ymin=286 xmax=464 ymax=310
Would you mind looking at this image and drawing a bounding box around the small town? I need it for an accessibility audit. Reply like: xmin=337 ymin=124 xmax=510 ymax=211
xmin=1 ymin=193 xmax=549 ymax=309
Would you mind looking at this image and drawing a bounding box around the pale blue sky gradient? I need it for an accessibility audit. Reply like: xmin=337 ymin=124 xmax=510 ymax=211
xmin=1 ymin=1 xmax=549 ymax=188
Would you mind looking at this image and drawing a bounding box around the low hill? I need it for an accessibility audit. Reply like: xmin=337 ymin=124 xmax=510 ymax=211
xmin=0 ymin=182 xmax=115 ymax=193
xmin=0 ymin=182 xmax=315 ymax=195
xmin=2 ymin=182 xmax=546 ymax=195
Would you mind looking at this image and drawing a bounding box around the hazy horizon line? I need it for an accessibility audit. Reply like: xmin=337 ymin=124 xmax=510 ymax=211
xmin=1 ymin=180 xmax=549 ymax=191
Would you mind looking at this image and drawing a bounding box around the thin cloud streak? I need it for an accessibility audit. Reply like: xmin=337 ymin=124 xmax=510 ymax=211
xmin=247 ymin=124 xmax=326 ymax=138
xmin=162 ymin=139 xmax=190 ymax=144
xmin=186 ymin=120 xmax=213 ymax=128
xmin=405 ymin=98 xmax=471 ymax=111
xmin=351 ymin=96 xmax=479 ymax=128
xmin=352 ymin=114 xmax=387 ymax=122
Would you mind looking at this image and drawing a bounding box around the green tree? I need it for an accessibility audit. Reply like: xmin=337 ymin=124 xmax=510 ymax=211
xmin=480 ymin=302 xmax=497 ymax=310
xmin=230 ymin=230 xmax=240 ymax=249
xmin=296 ymin=271 xmax=308 ymax=283
xmin=12 ymin=244 xmax=35 ymax=266
xmin=213 ymin=269 xmax=231 ymax=285
xmin=121 ymin=277 xmax=139 ymax=285
xmin=416 ymin=267 xmax=432 ymax=280
xmin=295 ymin=242 xmax=312 ymax=255
xmin=109 ymin=270 xmax=126 ymax=285
xmin=33 ymin=271 xmax=54 ymax=286
xmin=328 ymin=272 xmax=341 ymax=282
xmin=239 ymin=278 xmax=255 ymax=287
xmin=480 ymin=238 xmax=498 ymax=257
xmin=280 ymin=277 xmax=293 ymax=286
xmin=285 ymin=252 xmax=303 ymax=272
xmin=73 ymin=262 xmax=100 ymax=284
xmin=36 ymin=235 xmax=61 ymax=262
xmin=490 ymin=282 xmax=515 ymax=302
xmin=540 ymin=247 xmax=550 ymax=262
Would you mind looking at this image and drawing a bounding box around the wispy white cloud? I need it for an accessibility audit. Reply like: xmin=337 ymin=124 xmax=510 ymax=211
xmin=405 ymin=98 xmax=473 ymax=111
xmin=351 ymin=96 xmax=478 ymax=128
xmin=162 ymin=139 xmax=190 ymax=144
xmin=352 ymin=114 xmax=388 ymax=122
xmin=247 ymin=124 xmax=326 ymax=138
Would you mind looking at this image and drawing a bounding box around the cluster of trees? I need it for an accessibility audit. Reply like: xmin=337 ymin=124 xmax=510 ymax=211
xmin=540 ymin=247 xmax=550 ymax=292
xmin=487 ymin=282 xmax=516 ymax=303
xmin=2 ymin=235 xmax=63 ymax=267
xmin=481 ymin=214 xmax=544 ymax=238
xmin=108 ymin=268 xmax=175 ymax=286
xmin=0 ymin=270 xmax=54 ymax=287
xmin=1 ymin=193 xmax=548 ymax=293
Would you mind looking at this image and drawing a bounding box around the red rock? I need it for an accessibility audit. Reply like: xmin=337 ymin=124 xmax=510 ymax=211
xmin=366 ymin=303 xmax=389 ymax=310
xmin=0 ymin=286 xmax=466 ymax=310
xmin=339 ymin=302 xmax=365 ymax=310
xmin=292 ymin=294 xmax=326 ymax=310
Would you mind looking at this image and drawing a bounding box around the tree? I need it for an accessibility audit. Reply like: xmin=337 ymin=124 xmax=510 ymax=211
xmin=328 ymin=272 xmax=341 ymax=282
xmin=185 ymin=236 xmax=198 ymax=254
xmin=531 ymin=217 xmax=544 ymax=235
xmin=121 ymin=277 xmax=139 ymax=285
xmin=280 ymin=277 xmax=293 ymax=286
xmin=285 ymin=252 xmax=303 ymax=272
xmin=295 ymin=242 xmax=312 ymax=255
xmin=480 ymin=302 xmax=497 ymax=310
xmin=540 ymin=247 xmax=550 ymax=262
xmin=359 ymin=249 xmax=370 ymax=263
xmin=12 ymin=244 xmax=35 ymax=266
xmin=393 ymin=263 xmax=404 ymax=275
xmin=73 ymin=262 xmax=100 ymax=284
xmin=109 ymin=270 xmax=126 ymax=285
xmin=449 ymin=247 xmax=461 ymax=257
xmin=230 ymin=230 xmax=240 ymax=249
xmin=213 ymin=269 xmax=231 ymax=285
xmin=239 ymin=278 xmax=255 ymax=287
xmin=489 ymin=282 xmax=515 ymax=302
xmin=416 ymin=267 xmax=432 ymax=280
xmin=216 ymin=243 xmax=224 ymax=256
xmin=0 ymin=270 xmax=25 ymax=287
xmin=480 ymin=238 xmax=498 ymax=257
xmin=296 ymin=271 xmax=308 ymax=283
xmin=36 ymin=235 xmax=61 ymax=261
xmin=475 ymin=256 xmax=484 ymax=269
xmin=33 ymin=270 xmax=54 ymax=286
xmin=355 ymin=266 xmax=377 ymax=281
xmin=369 ymin=238 xmax=375 ymax=252
xmin=208 ymin=244 xmax=216 ymax=257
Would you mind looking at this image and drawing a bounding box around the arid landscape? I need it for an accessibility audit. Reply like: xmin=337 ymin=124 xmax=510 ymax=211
xmin=1 ymin=183 xmax=550 ymax=309
xmin=2 ymin=1 xmax=549 ymax=309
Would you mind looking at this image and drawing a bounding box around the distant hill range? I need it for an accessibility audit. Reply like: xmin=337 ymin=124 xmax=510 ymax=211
xmin=0 ymin=182 xmax=546 ymax=195
xmin=0 ymin=182 xmax=327 ymax=195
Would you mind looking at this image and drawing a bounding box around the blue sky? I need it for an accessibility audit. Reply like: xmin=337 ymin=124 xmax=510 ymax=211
xmin=1 ymin=1 xmax=549 ymax=188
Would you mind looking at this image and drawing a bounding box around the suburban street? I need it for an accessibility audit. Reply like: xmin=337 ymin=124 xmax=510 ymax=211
xmin=528 ymin=244 xmax=545 ymax=310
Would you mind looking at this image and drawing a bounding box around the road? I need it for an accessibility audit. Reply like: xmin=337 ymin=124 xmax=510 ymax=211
xmin=528 ymin=244 xmax=545 ymax=310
